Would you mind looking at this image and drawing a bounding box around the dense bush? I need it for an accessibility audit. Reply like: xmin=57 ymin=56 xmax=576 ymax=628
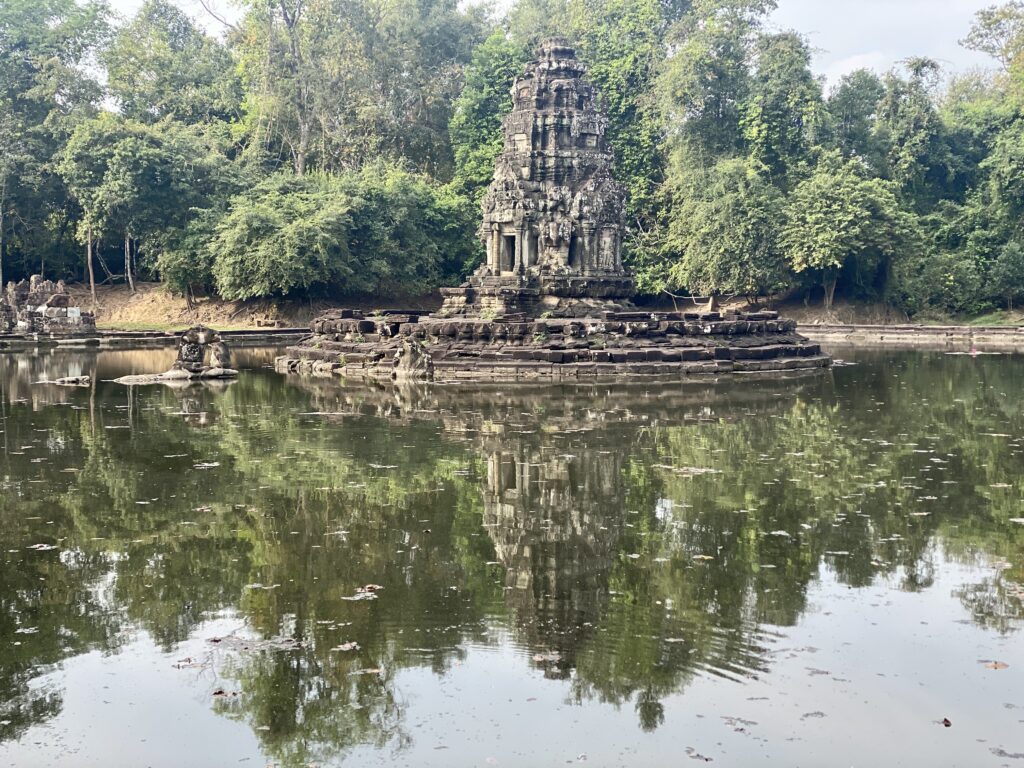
xmin=208 ymin=166 xmax=479 ymax=300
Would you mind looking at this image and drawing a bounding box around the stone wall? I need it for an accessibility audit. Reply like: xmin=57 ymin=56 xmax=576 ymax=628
xmin=0 ymin=276 xmax=96 ymax=336
xmin=279 ymin=308 xmax=830 ymax=381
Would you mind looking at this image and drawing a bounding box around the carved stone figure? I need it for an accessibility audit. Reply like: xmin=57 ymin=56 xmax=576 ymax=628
xmin=210 ymin=341 xmax=233 ymax=370
xmin=174 ymin=327 xmax=215 ymax=373
xmin=115 ymin=326 xmax=238 ymax=386
xmin=392 ymin=337 xmax=434 ymax=381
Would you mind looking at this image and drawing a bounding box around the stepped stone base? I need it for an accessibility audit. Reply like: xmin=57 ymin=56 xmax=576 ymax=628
xmin=277 ymin=308 xmax=831 ymax=382
xmin=438 ymin=275 xmax=637 ymax=319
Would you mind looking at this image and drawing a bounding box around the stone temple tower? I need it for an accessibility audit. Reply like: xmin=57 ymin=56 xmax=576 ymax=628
xmin=440 ymin=38 xmax=635 ymax=318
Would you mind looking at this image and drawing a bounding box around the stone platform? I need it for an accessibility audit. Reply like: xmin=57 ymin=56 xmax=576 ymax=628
xmin=277 ymin=308 xmax=830 ymax=382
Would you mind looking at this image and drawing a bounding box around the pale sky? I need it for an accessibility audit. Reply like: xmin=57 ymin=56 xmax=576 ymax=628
xmin=109 ymin=0 xmax=999 ymax=86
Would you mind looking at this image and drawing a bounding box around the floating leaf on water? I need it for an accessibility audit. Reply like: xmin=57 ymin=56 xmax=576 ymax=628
xmin=343 ymin=591 xmax=378 ymax=602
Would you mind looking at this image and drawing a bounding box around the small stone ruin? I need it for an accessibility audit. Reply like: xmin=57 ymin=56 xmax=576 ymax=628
xmin=113 ymin=326 xmax=238 ymax=385
xmin=0 ymin=276 xmax=96 ymax=336
xmin=279 ymin=39 xmax=830 ymax=382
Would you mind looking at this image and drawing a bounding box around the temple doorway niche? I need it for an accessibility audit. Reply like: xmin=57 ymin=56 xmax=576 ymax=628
xmin=501 ymin=234 xmax=516 ymax=272
xmin=568 ymin=233 xmax=581 ymax=269
xmin=527 ymin=233 xmax=539 ymax=268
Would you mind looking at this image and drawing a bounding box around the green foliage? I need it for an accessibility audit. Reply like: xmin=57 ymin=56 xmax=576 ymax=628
xmin=741 ymin=32 xmax=823 ymax=186
xmin=875 ymin=59 xmax=959 ymax=210
xmin=961 ymin=1 xmax=1024 ymax=71
xmin=571 ymin=0 xmax=667 ymax=221
xmin=210 ymin=165 xmax=478 ymax=300
xmin=825 ymin=69 xmax=887 ymax=169
xmin=59 ymin=116 xmax=240 ymax=281
xmin=990 ymin=241 xmax=1024 ymax=309
xmin=890 ymin=249 xmax=988 ymax=317
xmin=657 ymin=158 xmax=787 ymax=298
xmin=658 ymin=0 xmax=776 ymax=163
xmin=103 ymin=0 xmax=240 ymax=125
xmin=781 ymin=153 xmax=915 ymax=309
xmin=0 ymin=0 xmax=109 ymax=283
xmin=234 ymin=0 xmax=488 ymax=178
xmin=449 ymin=32 xmax=530 ymax=201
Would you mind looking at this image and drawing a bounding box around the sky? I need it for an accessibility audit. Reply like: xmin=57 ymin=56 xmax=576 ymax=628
xmin=109 ymin=0 xmax=999 ymax=86
xmin=768 ymin=0 xmax=995 ymax=87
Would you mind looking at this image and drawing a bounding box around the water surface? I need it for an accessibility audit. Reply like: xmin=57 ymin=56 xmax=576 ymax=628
xmin=0 ymin=348 xmax=1022 ymax=767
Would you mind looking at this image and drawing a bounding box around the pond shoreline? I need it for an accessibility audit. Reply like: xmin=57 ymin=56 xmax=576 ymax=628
xmin=5 ymin=321 xmax=1024 ymax=354
xmin=0 ymin=327 xmax=308 ymax=352
xmin=801 ymin=322 xmax=1024 ymax=351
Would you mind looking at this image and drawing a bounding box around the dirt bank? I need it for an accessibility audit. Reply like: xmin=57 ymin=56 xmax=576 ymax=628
xmin=64 ymin=282 xmax=1024 ymax=338
xmin=66 ymin=283 xmax=441 ymax=331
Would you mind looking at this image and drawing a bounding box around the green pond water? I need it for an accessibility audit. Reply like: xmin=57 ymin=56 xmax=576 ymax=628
xmin=0 ymin=347 xmax=1022 ymax=767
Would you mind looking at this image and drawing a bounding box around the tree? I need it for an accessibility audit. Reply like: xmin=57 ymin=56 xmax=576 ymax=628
xmin=210 ymin=165 xmax=477 ymax=300
xmin=656 ymin=158 xmax=788 ymax=300
xmin=60 ymin=116 xmax=239 ymax=294
xmin=235 ymin=0 xmax=488 ymax=177
xmin=0 ymin=100 xmax=31 ymax=288
xmin=781 ymin=153 xmax=914 ymax=311
xmin=875 ymin=58 xmax=957 ymax=210
xmin=989 ymin=241 xmax=1024 ymax=309
xmin=826 ymin=69 xmax=887 ymax=171
xmin=0 ymin=0 xmax=109 ymax=285
xmin=961 ymin=1 xmax=1024 ymax=71
xmin=658 ymin=0 xmax=776 ymax=164
xmin=570 ymin=0 xmax=668 ymax=223
xmin=449 ymin=32 xmax=530 ymax=201
xmin=103 ymin=0 xmax=241 ymax=125
xmin=741 ymin=32 xmax=823 ymax=186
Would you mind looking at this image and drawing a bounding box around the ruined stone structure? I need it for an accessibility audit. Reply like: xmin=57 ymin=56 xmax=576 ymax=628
xmin=113 ymin=326 xmax=238 ymax=385
xmin=441 ymin=38 xmax=632 ymax=319
xmin=0 ymin=276 xmax=96 ymax=336
xmin=281 ymin=39 xmax=830 ymax=381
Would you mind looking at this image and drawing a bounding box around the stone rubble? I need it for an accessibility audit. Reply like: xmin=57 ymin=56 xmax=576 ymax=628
xmin=0 ymin=276 xmax=96 ymax=336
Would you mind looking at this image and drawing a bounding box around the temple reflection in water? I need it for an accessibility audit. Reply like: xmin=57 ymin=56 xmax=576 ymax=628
xmin=1 ymin=351 xmax=1022 ymax=766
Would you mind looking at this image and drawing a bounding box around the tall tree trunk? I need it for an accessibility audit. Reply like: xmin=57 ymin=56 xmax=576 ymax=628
xmin=823 ymin=274 xmax=837 ymax=312
xmin=87 ymin=228 xmax=97 ymax=309
xmin=296 ymin=120 xmax=310 ymax=175
xmin=124 ymin=233 xmax=135 ymax=293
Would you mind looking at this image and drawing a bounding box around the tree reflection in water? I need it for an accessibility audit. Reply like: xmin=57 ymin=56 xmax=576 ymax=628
xmin=0 ymin=349 xmax=1021 ymax=765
